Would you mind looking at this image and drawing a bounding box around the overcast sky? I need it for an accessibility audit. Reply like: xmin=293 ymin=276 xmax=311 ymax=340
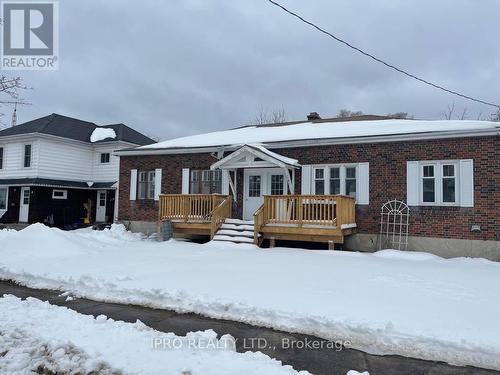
xmin=6 ymin=0 xmax=500 ymax=140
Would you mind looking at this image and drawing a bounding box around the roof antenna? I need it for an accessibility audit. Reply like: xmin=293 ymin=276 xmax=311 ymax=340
xmin=11 ymin=102 xmax=17 ymax=127
xmin=0 ymin=100 xmax=32 ymax=127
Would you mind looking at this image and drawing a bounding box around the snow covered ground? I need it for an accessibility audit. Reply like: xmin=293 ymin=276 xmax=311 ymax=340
xmin=1 ymin=224 xmax=500 ymax=370
xmin=0 ymin=295 xmax=307 ymax=375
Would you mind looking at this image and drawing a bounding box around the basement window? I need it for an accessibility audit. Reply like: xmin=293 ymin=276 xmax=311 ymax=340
xmin=52 ymin=189 xmax=68 ymax=200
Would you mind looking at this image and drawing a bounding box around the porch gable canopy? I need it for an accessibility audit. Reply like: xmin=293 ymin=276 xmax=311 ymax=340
xmin=210 ymin=144 xmax=300 ymax=170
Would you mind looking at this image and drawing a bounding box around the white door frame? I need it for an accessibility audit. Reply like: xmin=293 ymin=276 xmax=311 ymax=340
xmin=243 ymin=168 xmax=288 ymax=220
xmin=96 ymin=190 xmax=107 ymax=222
xmin=19 ymin=187 xmax=30 ymax=223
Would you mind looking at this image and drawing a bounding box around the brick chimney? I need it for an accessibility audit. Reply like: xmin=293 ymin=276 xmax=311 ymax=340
xmin=307 ymin=112 xmax=321 ymax=121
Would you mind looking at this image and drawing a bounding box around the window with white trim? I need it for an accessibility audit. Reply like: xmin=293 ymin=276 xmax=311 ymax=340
xmin=0 ymin=187 xmax=7 ymax=210
xmin=52 ymin=189 xmax=68 ymax=200
xmin=313 ymin=164 xmax=358 ymax=198
xmin=137 ymin=171 xmax=155 ymax=200
xmin=419 ymin=161 xmax=459 ymax=205
xmin=314 ymin=168 xmax=325 ymax=194
xmin=100 ymin=153 xmax=110 ymax=163
xmin=189 ymin=170 xmax=222 ymax=194
xmin=24 ymin=144 xmax=32 ymax=168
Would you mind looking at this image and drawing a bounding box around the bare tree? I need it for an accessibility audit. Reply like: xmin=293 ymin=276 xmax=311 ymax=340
xmin=442 ymin=103 xmax=470 ymax=120
xmin=387 ymin=112 xmax=413 ymax=119
xmin=336 ymin=109 xmax=364 ymax=118
xmin=490 ymin=108 xmax=500 ymax=122
xmin=0 ymin=76 xmax=28 ymax=129
xmin=253 ymin=106 xmax=287 ymax=125
xmin=442 ymin=103 xmax=456 ymax=120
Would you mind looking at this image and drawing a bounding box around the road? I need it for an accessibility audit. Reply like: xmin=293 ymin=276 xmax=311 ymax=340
xmin=1 ymin=280 xmax=497 ymax=375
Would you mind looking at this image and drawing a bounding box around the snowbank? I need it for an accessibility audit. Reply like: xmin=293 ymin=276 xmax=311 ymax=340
xmin=0 ymin=295 xmax=306 ymax=375
xmin=90 ymin=127 xmax=116 ymax=142
xmin=1 ymin=224 xmax=500 ymax=370
xmin=137 ymin=119 xmax=499 ymax=150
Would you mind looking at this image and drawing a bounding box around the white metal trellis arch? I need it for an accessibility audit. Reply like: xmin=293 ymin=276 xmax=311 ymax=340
xmin=379 ymin=199 xmax=410 ymax=250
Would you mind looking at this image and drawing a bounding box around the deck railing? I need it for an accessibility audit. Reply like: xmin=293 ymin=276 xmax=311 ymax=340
xmin=209 ymin=195 xmax=233 ymax=238
xmin=158 ymin=194 xmax=229 ymax=223
xmin=258 ymin=195 xmax=356 ymax=228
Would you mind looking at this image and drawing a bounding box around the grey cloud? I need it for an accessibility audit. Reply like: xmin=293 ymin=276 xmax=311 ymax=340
xmin=10 ymin=0 xmax=500 ymax=140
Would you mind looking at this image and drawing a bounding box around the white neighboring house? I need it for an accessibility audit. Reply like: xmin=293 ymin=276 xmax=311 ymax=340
xmin=0 ymin=113 xmax=154 ymax=227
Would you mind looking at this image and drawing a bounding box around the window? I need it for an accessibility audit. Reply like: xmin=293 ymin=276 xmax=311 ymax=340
xmin=329 ymin=167 xmax=340 ymax=195
xmin=0 ymin=187 xmax=7 ymax=210
xmin=137 ymin=171 xmax=155 ymax=199
xmin=442 ymin=164 xmax=456 ymax=203
xmin=314 ymin=168 xmax=325 ymax=194
xmin=189 ymin=170 xmax=222 ymax=194
xmin=422 ymin=165 xmax=435 ymax=202
xmin=0 ymin=147 xmax=3 ymax=169
xmin=420 ymin=161 xmax=458 ymax=205
xmin=100 ymin=153 xmax=110 ymax=163
xmin=248 ymin=175 xmax=261 ymax=197
xmin=270 ymin=174 xmax=284 ymax=195
xmin=52 ymin=189 xmax=68 ymax=200
xmin=345 ymin=167 xmax=356 ymax=198
xmin=312 ymin=165 xmax=358 ymax=198
xmin=24 ymin=144 xmax=31 ymax=168
xmin=98 ymin=192 xmax=106 ymax=207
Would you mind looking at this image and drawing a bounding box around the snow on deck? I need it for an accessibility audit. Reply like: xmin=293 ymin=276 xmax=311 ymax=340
xmin=137 ymin=119 xmax=499 ymax=150
xmin=1 ymin=224 xmax=500 ymax=370
xmin=0 ymin=295 xmax=306 ymax=375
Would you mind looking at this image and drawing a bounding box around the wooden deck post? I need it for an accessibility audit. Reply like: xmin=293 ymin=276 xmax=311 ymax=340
xmin=328 ymin=240 xmax=335 ymax=250
xmin=297 ymin=196 xmax=303 ymax=227
xmin=269 ymin=237 xmax=276 ymax=248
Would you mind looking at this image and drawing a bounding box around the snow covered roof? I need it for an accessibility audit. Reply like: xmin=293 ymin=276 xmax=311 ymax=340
xmin=210 ymin=144 xmax=300 ymax=170
xmin=133 ymin=119 xmax=499 ymax=153
xmin=90 ymin=127 xmax=116 ymax=143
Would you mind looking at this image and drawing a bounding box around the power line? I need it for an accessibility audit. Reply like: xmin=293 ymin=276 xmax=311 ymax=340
xmin=267 ymin=0 xmax=500 ymax=110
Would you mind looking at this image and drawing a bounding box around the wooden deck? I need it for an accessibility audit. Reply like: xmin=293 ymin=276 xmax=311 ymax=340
xmin=158 ymin=194 xmax=232 ymax=238
xmin=254 ymin=195 xmax=356 ymax=248
xmin=158 ymin=194 xmax=356 ymax=248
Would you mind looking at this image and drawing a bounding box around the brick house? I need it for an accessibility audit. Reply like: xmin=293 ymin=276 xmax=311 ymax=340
xmin=115 ymin=114 xmax=500 ymax=259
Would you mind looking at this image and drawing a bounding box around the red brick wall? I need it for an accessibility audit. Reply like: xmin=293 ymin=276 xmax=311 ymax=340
xmin=118 ymin=153 xmax=218 ymax=222
xmin=118 ymin=135 xmax=499 ymax=241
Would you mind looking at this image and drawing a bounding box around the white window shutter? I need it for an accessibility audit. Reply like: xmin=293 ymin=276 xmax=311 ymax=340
xmin=406 ymin=161 xmax=419 ymax=206
xmin=357 ymin=162 xmax=369 ymax=205
xmin=221 ymin=170 xmax=229 ymax=195
xmin=129 ymin=169 xmax=137 ymax=201
xmin=181 ymin=168 xmax=190 ymax=194
xmin=154 ymin=168 xmax=162 ymax=201
xmin=301 ymin=165 xmax=312 ymax=194
xmin=459 ymin=159 xmax=474 ymax=207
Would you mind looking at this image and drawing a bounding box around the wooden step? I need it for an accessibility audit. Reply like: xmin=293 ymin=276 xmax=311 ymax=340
xmin=212 ymin=235 xmax=254 ymax=244
xmin=224 ymin=218 xmax=254 ymax=225
xmin=216 ymin=229 xmax=254 ymax=237
xmin=220 ymin=223 xmax=255 ymax=231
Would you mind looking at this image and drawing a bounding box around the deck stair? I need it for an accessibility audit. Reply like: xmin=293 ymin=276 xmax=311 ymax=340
xmin=212 ymin=219 xmax=256 ymax=244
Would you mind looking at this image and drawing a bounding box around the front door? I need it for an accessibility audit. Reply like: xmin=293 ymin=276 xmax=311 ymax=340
xmin=243 ymin=169 xmax=287 ymax=220
xmin=96 ymin=190 xmax=107 ymax=222
xmin=243 ymin=171 xmax=264 ymax=221
xmin=19 ymin=187 xmax=30 ymax=222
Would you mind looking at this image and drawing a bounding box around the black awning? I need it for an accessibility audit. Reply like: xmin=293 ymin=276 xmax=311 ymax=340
xmin=0 ymin=178 xmax=116 ymax=189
